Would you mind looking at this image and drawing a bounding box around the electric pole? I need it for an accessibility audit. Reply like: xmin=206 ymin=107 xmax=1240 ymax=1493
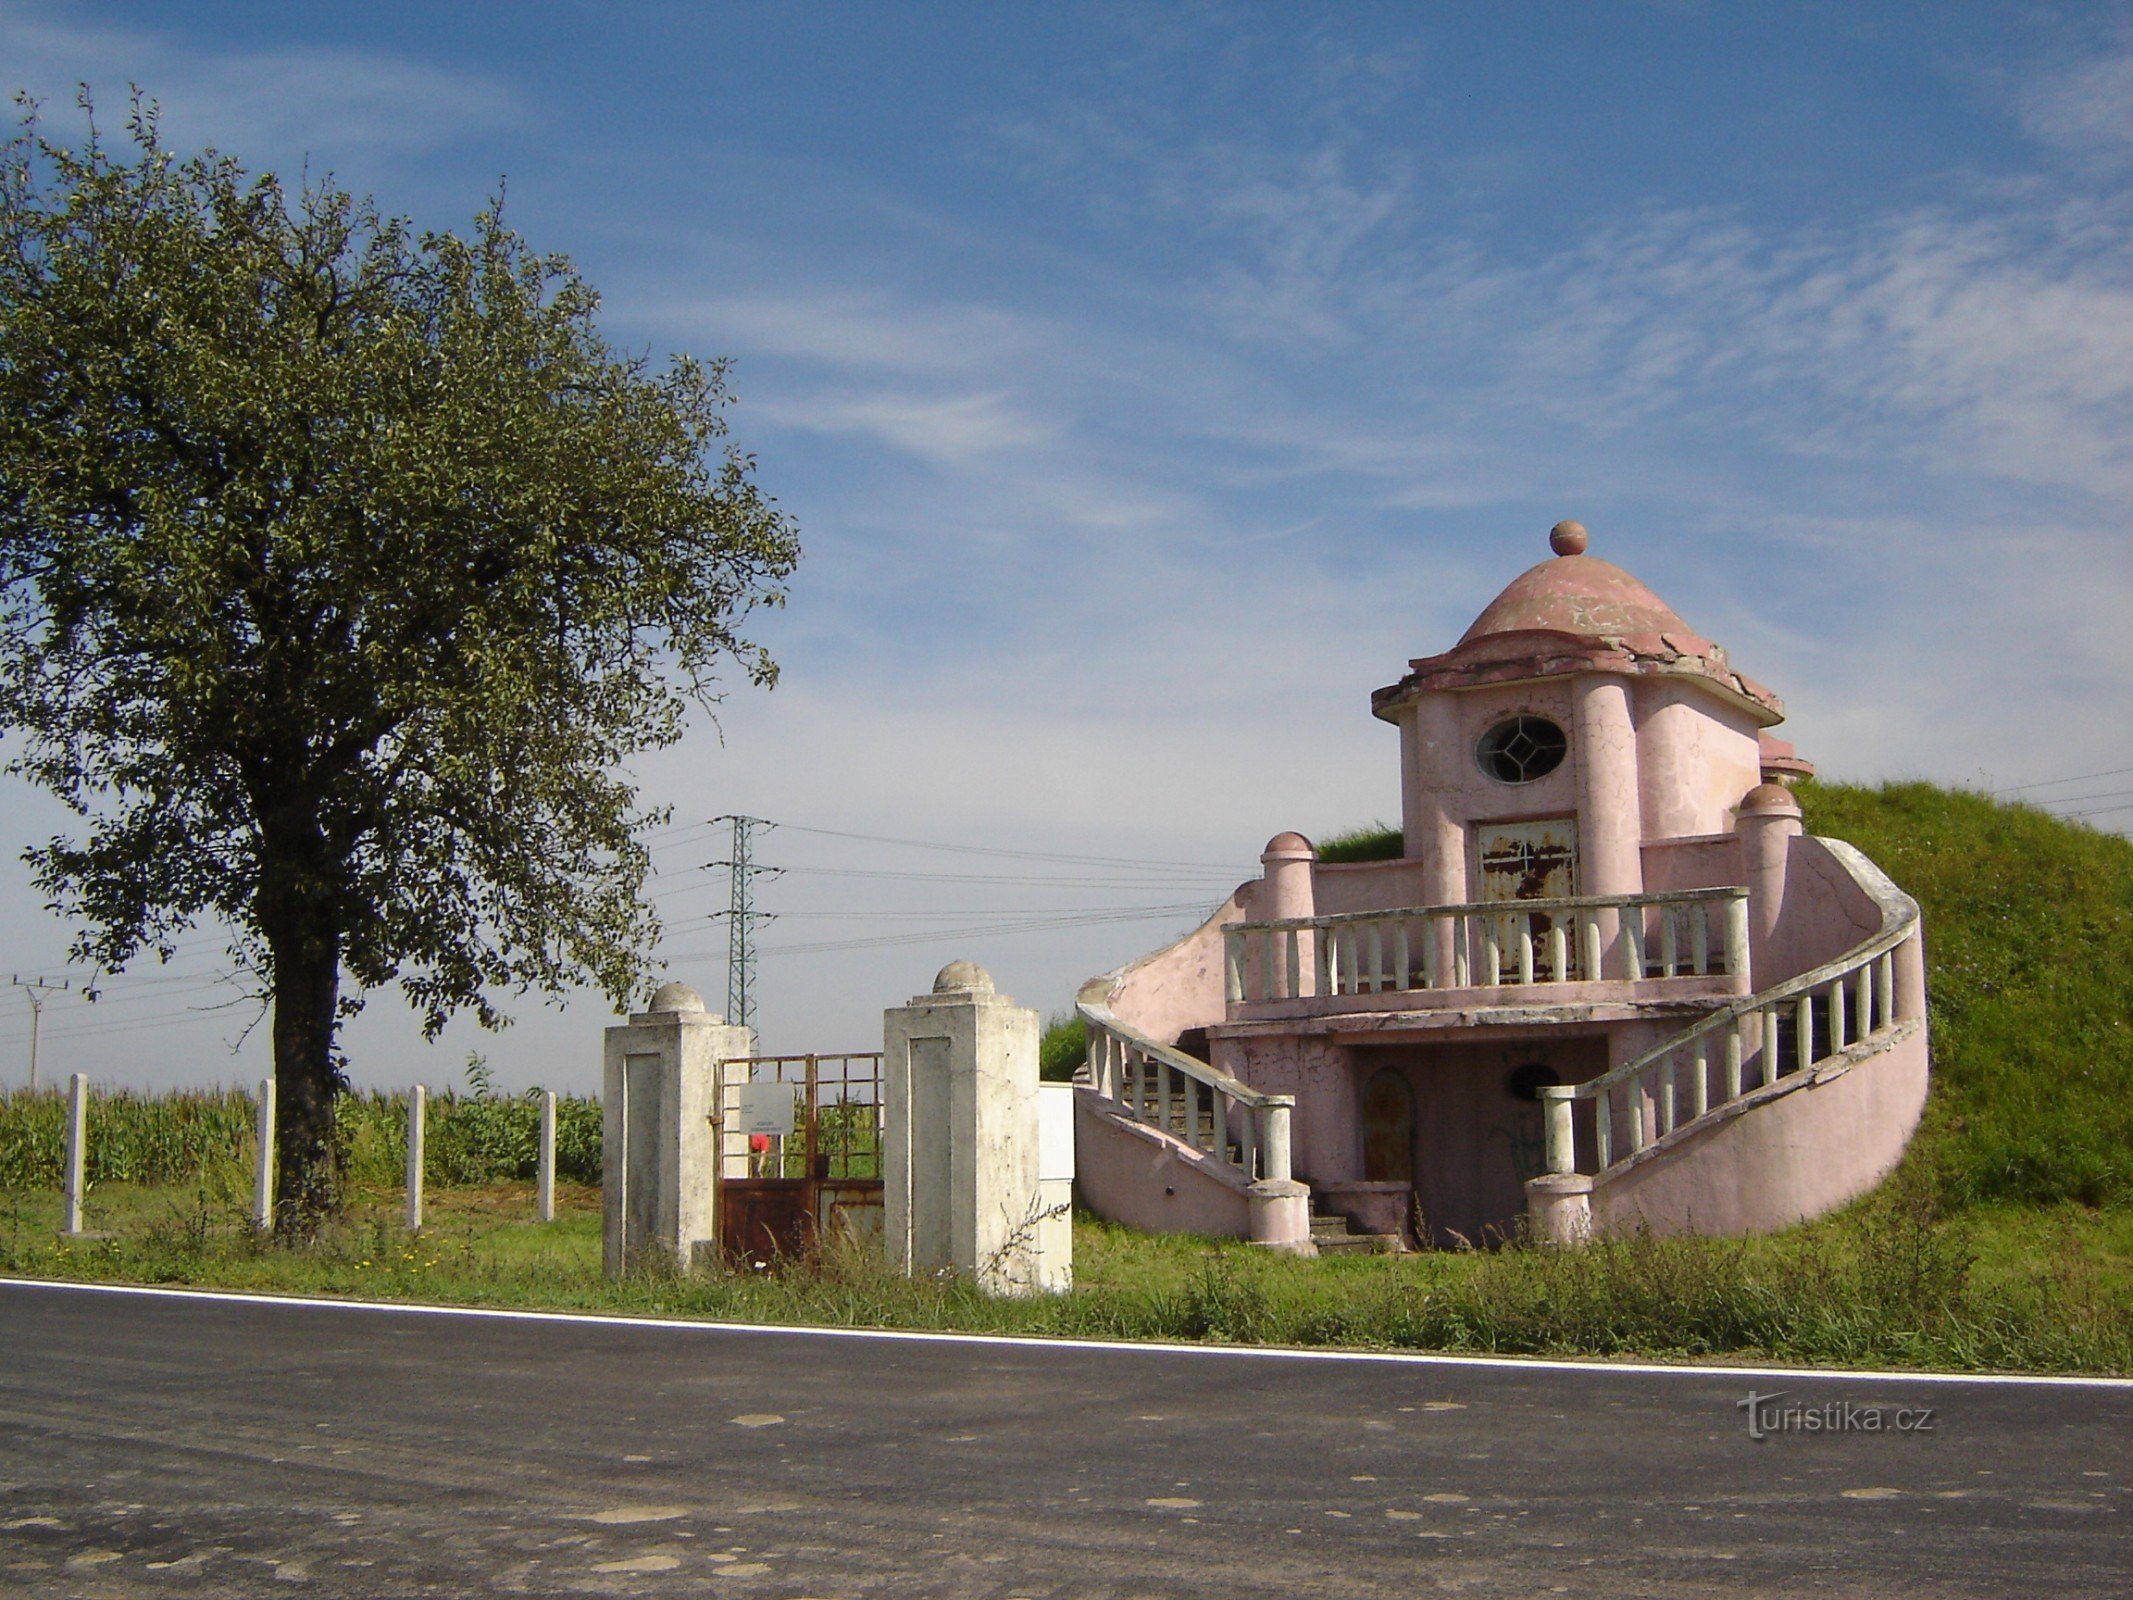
xmin=11 ymin=975 xmax=70 ymax=1093
xmin=707 ymin=816 xmax=778 ymax=1033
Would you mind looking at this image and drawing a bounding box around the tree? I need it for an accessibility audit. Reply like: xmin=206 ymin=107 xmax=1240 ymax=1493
xmin=0 ymin=97 xmax=799 ymax=1227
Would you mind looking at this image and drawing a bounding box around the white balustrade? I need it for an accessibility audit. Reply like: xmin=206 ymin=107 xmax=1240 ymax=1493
xmin=1079 ymin=1002 xmax=1288 ymax=1186
xmin=1540 ymin=908 xmax=1922 ymax=1183
xmin=1223 ymin=887 xmax=1749 ymax=1006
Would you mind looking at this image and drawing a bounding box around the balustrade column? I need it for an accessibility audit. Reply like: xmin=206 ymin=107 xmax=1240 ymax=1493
xmin=1257 ymin=1097 xmax=1295 ymax=1184
xmin=1722 ymin=894 xmax=1750 ymax=990
xmin=1893 ymin=929 xmax=1926 ymax=1023
xmin=1541 ymin=1087 xmax=1576 ymax=1175
xmin=1574 ymin=675 xmax=1643 ymax=976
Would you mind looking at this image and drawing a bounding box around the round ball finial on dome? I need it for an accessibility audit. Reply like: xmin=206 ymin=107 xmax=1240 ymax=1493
xmin=1549 ymin=519 xmax=1589 ymax=556
xmin=646 ymin=980 xmax=707 ymax=1014
xmin=932 ymin=959 xmax=995 ymax=995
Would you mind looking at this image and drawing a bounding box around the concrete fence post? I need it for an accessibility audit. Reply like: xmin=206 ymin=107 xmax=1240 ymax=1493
xmin=882 ymin=961 xmax=1057 ymax=1295
xmin=252 ymin=1077 xmax=276 ymax=1234
xmin=62 ymin=1072 xmax=88 ymax=1236
xmin=602 ymin=982 xmax=750 ymax=1277
xmin=406 ymin=1084 xmax=426 ymax=1232
xmin=536 ymin=1089 xmax=557 ymax=1222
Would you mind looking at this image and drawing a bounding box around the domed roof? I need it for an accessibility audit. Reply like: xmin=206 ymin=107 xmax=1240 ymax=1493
xmin=1458 ymin=553 xmax=1697 ymax=650
xmin=1371 ymin=522 xmax=1786 ymax=728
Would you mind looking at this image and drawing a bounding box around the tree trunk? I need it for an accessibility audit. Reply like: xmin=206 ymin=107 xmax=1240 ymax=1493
xmin=266 ymin=918 xmax=345 ymax=1235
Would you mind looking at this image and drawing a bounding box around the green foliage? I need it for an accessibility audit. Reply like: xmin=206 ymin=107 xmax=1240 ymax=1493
xmin=0 ymin=96 xmax=798 ymax=1216
xmin=1798 ymin=780 xmax=2133 ymax=1210
xmin=0 ymin=1086 xmax=254 ymax=1189
xmin=0 ymin=1083 xmax=602 ymax=1190
xmin=1038 ymin=1010 xmax=1086 ymax=1082
xmin=1314 ymin=823 xmax=1402 ymax=863
xmin=334 ymin=1088 xmax=602 ymax=1188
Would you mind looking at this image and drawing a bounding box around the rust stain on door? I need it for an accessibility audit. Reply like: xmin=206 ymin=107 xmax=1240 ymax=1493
xmin=1477 ymin=818 xmax=1579 ymax=979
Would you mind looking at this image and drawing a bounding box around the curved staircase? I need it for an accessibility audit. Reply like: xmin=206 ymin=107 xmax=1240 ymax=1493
xmin=1071 ymin=835 xmax=1928 ymax=1249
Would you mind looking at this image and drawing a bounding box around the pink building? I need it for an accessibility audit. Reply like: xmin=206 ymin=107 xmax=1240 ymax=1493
xmin=1075 ymin=523 xmax=1929 ymax=1251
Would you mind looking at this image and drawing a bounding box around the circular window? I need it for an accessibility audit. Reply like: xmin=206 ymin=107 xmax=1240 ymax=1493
xmin=1476 ymin=716 xmax=1567 ymax=784
xmin=1506 ymin=1063 xmax=1561 ymax=1102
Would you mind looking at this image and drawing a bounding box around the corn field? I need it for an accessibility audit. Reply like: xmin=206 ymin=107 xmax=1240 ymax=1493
xmin=0 ymin=1085 xmax=602 ymax=1191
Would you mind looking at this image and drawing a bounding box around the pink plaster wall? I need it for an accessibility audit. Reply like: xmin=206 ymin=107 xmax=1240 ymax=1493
xmin=1100 ymin=889 xmax=1250 ymax=1047
xmin=1395 ymin=681 xmax=1581 ymax=901
xmin=1583 ymin=1023 xmax=1929 ymax=1237
xmin=1640 ymin=833 xmax=1745 ymax=893
xmin=1310 ymin=858 xmax=1433 ymax=915
xmin=1208 ymin=1030 xmax=1358 ymax=1184
xmin=1385 ymin=673 xmax=1769 ymax=920
xmin=1635 ymin=681 xmax=1763 ymax=840
xmin=1760 ymin=835 xmax=1884 ymax=985
xmin=1073 ymin=1088 xmax=1251 ymax=1239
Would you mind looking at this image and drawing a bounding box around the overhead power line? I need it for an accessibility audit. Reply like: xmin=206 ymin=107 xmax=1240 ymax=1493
xmin=773 ymin=821 xmax=1242 ymax=873
xmin=1997 ymin=764 xmax=2133 ymax=794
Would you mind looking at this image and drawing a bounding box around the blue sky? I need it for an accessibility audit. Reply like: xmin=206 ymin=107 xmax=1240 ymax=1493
xmin=3 ymin=2 xmax=2129 ymax=1093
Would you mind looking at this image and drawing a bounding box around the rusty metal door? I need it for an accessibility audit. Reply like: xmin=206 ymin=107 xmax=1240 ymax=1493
xmin=715 ymin=1053 xmax=884 ymax=1268
xmin=1477 ymin=818 xmax=1580 ymax=979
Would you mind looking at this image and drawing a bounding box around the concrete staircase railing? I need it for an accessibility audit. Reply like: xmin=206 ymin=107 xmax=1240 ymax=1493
xmin=1538 ymin=840 xmax=1923 ymax=1184
xmin=1076 ymin=1000 xmax=1294 ymax=1186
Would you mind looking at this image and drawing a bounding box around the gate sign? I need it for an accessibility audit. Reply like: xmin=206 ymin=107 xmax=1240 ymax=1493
xmin=732 ymin=1082 xmax=796 ymax=1139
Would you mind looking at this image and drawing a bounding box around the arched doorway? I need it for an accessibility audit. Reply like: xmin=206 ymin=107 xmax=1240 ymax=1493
xmin=1361 ymin=1068 xmax=1415 ymax=1183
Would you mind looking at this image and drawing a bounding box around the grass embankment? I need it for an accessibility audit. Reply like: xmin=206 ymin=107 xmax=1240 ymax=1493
xmin=8 ymin=1181 xmax=2128 ymax=1372
xmin=3 ymin=781 xmax=2131 ymax=1372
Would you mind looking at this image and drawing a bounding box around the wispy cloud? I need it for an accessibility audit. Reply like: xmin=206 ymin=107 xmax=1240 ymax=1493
xmin=2018 ymin=31 xmax=2133 ymax=162
xmin=1 ymin=1 xmax=525 ymax=164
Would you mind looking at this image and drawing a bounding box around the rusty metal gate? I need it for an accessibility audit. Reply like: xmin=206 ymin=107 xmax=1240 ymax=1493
xmin=714 ymin=1053 xmax=884 ymax=1268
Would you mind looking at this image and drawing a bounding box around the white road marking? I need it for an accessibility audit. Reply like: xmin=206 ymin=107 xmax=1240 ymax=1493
xmin=6 ymin=1277 xmax=2130 ymax=1388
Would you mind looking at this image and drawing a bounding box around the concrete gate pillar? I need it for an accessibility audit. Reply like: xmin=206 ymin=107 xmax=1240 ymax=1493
xmin=882 ymin=961 xmax=1063 ymax=1296
xmin=602 ymin=981 xmax=753 ymax=1277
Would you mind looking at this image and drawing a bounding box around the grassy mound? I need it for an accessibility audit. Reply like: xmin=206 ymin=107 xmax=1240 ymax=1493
xmin=1796 ymin=780 xmax=2133 ymax=1212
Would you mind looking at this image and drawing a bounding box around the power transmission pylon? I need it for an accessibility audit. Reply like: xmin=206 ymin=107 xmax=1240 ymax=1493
xmin=707 ymin=816 xmax=778 ymax=1033
xmin=11 ymin=975 xmax=69 ymax=1093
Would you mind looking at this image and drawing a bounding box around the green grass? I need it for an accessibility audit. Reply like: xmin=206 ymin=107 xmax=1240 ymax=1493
xmin=1793 ymin=779 xmax=2133 ymax=1210
xmin=1314 ymin=822 xmax=1403 ymax=863
xmin=4 ymin=780 xmax=2130 ymax=1374
xmin=4 ymin=1178 xmax=2127 ymax=1373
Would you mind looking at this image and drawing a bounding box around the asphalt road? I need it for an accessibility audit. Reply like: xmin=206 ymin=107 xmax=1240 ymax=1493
xmin=1 ymin=1280 xmax=2127 ymax=1598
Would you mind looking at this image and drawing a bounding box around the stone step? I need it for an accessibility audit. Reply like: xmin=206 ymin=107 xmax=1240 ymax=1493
xmin=1309 ymin=1210 xmax=1404 ymax=1255
xmin=1314 ymin=1231 xmax=1403 ymax=1256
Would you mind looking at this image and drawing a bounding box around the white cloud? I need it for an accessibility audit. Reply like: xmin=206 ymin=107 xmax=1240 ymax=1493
xmin=0 ymin=1 xmax=525 ymax=165
xmin=2019 ymin=36 xmax=2133 ymax=161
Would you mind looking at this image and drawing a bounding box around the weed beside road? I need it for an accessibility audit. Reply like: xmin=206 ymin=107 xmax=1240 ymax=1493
xmin=5 ymin=1177 xmax=2127 ymax=1375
